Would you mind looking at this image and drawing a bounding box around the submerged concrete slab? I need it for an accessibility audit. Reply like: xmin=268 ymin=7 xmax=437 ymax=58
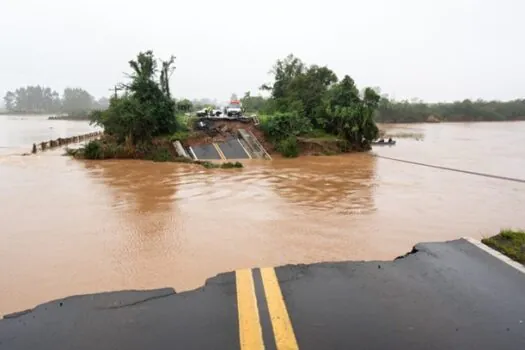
xmin=238 ymin=129 xmax=271 ymax=160
xmin=190 ymin=144 xmax=221 ymax=160
xmin=1 ymin=239 xmax=524 ymax=349
xmin=217 ymin=138 xmax=250 ymax=159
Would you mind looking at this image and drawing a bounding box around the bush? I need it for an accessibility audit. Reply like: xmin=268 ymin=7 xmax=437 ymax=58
xmin=82 ymin=140 xmax=103 ymax=159
xmin=278 ymin=136 xmax=300 ymax=158
xmin=134 ymin=142 xmax=153 ymax=158
xmin=175 ymin=113 xmax=191 ymax=131
xmin=101 ymin=143 xmax=133 ymax=159
xmin=221 ymin=162 xmax=243 ymax=169
xmin=169 ymin=131 xmax=190 ymax=143
xmin=198 ymin=161 xmax=219 ymax=169
xmin=148 ymin=146 xmax=172 ymax=162
xmin=64 ymin=147 xmax=78 ymax=156
xmin=262 ymin=112 xmax=312 ymax=142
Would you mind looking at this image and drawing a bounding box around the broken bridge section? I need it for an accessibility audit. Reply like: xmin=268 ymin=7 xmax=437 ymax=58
xmin=189 ymin=143 xmax=222 ymax=160
xmin=189 ymin=140 xmax=249 ymax=161
xmin=216 ymin=138 xmax=251 ymax=160
xmin=188 ymin=131 xmax=269 ymax=161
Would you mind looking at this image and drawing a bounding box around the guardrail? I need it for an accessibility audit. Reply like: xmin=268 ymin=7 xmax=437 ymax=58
xmin=237 ymin=129 xmax=272 ymax=160
xmin=31 ymin=131 xmax=103 ymax=154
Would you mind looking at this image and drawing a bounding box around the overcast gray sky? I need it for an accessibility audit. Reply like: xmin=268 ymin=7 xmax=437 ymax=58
xmin=1 ymin=0 xmax=524 ymax=102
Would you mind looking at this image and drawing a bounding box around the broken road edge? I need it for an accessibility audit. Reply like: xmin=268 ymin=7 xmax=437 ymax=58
xmin=3 ymin=237 xmax=523 ymax=320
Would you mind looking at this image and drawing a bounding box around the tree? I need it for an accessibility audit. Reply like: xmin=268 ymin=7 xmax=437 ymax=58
xmin=176 ymin=99 xmax=193 ymax=112
xmin=159 ymin=56 xmax=176 ymax=99
xmin=262 ymin=55 xmax=380 ymax=150
xmin=241 ymin=91 xmax=269 ymax=113
xmin=374 ymin=97 xmax=525 ymax=123
xmin=3 ymin=91 xmax=16 ymax=111
xmin=3 ymin=86 xmax=61 ymax=113
xmin=324 ymin=77 xmax=379 ymax=147
xmin=61 ymin=88 xmax=93 ymax=114
xmin=91 ymin=51 xmax=177 ymax=145
xmin=94 ymin=97 xmax=110 ymax=110
xmin=262 ymin=55 xmax=337 ymax=122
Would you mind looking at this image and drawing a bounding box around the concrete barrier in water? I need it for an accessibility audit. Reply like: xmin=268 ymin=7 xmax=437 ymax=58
xmin=237 ymin=129 xmax=272 ymax=160
xmin=30 ymin=131 xmax=103 ymax=153
xmin=173 ymin=141 xmax=190 ymax=159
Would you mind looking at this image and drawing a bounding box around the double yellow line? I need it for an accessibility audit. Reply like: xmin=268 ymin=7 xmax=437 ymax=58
xmin=213 ymin=143 xmax=227 ymax=160
xmin=236 ymin=268 xmax=299 ymax=350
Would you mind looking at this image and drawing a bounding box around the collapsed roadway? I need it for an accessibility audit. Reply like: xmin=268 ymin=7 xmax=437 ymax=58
xmin=1 ymin=238 xmax=524 ymax=349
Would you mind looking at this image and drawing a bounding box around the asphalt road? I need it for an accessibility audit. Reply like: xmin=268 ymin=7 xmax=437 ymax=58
xmin=217 ymin=138 xmax=250 ymax=159
xmin=1 ymin=239 xmax=524 ymax=349
xmin=190 ymin=144 xmax=221 ymax=160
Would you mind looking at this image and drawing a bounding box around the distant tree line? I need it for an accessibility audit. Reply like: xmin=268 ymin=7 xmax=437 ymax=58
xmin=3 ymin=86 xmax=109 ymax=115
xmin=239 ymin=92 xmax=525 ymax=124
xmin=241 ymin=92 xmax=269 ymax=113
xmin=375 ymin=98 xmax=525 ymax=123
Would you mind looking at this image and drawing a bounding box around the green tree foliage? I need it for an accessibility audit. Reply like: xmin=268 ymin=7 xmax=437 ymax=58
xmin=262 ymin=55 xmax=380 ymax=149
xmin=261 ymin=112 xmax=312 ymax=141
xmin=376 ymin=97 xmax=525 ymax=123
xmin=176 ymin=99 xmax=193 ymax=112
xmin=90 ymin=51 xmax=177 ymax=145
xmin=324 ymin=79 xmax=379 ymax=147
xmin=277 ymin=136 xmax=300 ymax=158
xmin=82 ymin=140 xmax=103 ymax=159
xmin=240 ymin=92 xmax=270 ymax=113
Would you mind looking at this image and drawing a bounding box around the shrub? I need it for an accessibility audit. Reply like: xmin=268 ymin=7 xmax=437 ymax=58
xmin=278 ymin=136 xmax=300 ymax=158
xmin=64 ymin=147 xmax=78 ymax=156
xmin=199 ymin=161 xmax=219 ymax=169
xmin=134 ymin=142 xmax=153 ymax=159
xmin=149 ymin=146 xmax=172 ymax=162
xmin=82 ymin=140 xmax=103 ymax=159
xmin=169 ymin=131 xmax=190 ymax=143
xmin=262 ymin=112 xmax=312 ymax=142
xmin=175 ymin=113 xmax=191 ymax=131
xmin=221 ymin=162 xmax=243 ymax=169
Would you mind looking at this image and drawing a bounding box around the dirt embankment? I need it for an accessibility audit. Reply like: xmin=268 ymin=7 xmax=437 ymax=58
xmin=296 ymin=137 xmax=345 ymax=156
xmin=181 ymin=119 xmax=352 ymax=157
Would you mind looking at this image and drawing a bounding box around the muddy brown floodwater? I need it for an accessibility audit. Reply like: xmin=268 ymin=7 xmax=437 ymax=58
xmin=1 ymin=115 xmax=525 ymax=315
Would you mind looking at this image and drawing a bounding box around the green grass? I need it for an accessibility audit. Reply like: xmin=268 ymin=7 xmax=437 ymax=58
xmin=169 ymin=131 xmax=191 ymax=143
xmin=482 ymin=229 xmax=525 ymax=264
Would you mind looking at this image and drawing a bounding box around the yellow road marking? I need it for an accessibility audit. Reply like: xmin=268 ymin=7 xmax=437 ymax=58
xmin=237 ymin=139 xmax=252 ymax=159
xmin=188 ymin=146 xmax=198 ymax=160
xmin=213 ymin=143 xmax=226 ymax=160
xmin=236 ymin=269 xmax=264 ymax=350
xmin=261 ymin=267 xmax=299 ymax=350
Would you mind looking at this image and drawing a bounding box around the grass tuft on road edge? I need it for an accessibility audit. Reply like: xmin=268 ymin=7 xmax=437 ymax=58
xmin=482 ymin=229 xmax=525 ymax=264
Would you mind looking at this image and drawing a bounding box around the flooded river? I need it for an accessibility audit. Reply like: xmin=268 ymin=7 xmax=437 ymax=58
xmin=1 ymin=114 xmax=524 ymax=315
